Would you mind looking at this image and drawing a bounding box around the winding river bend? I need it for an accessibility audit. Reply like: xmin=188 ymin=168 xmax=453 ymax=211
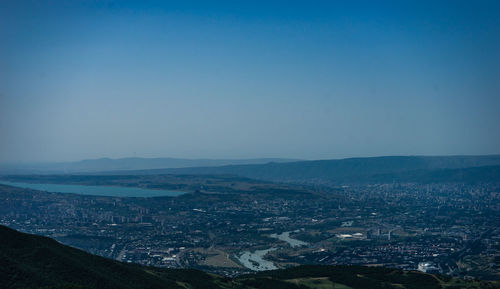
xmin=237 ymin=230 xmax=309 ymax=271
xmin=270 ymin=230 xmax=309 ymax=248
xmin=236 ymin=248 xmax=278 ymax=271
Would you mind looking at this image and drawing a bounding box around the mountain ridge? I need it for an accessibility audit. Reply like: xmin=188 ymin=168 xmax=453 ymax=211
xmin=3 ymin=155 xmax=500 ymax=185
xmin=98 ymin=155 xmax=500 ymax=184
xmin=0 ymin=157 xmax=300 ymax=174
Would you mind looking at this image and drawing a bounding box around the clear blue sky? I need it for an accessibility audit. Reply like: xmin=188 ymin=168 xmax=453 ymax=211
xmin=1 ymin=0 xmax=499 ymax=162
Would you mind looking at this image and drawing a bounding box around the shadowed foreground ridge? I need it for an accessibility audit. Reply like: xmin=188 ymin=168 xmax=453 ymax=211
xmin=0 ymin=225 xmax=218 ymax=289
xmin=1 ymin=225 xmax=499 ymax=289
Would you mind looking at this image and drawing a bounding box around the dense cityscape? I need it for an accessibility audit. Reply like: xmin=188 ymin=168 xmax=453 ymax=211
xmin=1 ymin=176 xmax=498 ymax=280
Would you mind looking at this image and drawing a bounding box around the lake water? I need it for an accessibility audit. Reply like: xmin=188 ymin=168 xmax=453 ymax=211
xmin=0 ymin=181 xmax=186 ymax=197
xmin=270 ymin=231 xmax=308 ymax=248
xmin=236 ymin=248 xmax=278 ymax=271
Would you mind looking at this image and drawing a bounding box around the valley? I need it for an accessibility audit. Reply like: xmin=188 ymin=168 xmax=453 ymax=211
xmin=1 ymin=173 xmax=498 ymax=280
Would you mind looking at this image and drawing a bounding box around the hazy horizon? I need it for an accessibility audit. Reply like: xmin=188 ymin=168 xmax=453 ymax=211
xmin=4 ymin=153 xmax=500 ymax=166
xmin=2 ymin=1 xmax=499 ymax=163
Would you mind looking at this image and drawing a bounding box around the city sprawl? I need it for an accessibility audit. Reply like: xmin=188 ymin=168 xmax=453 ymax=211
xmin=0 ymin=175 xmax=498 ymax=280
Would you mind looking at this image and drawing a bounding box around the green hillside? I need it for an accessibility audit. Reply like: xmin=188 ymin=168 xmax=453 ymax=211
xmin=1 ymin=225 xmax=498 ymax=289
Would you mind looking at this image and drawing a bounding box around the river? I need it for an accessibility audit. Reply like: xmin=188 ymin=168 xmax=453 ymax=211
xmin=236 ymin=248 xmax=278 ymax=271
xmin=236 ymin=230 xmax=309 ymax=271
xmin=270 ymin=230 xmax=308 ymax=248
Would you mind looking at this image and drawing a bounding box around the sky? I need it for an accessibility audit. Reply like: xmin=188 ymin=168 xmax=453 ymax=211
xmin=1 ymin=0 xmax=499 ymax=163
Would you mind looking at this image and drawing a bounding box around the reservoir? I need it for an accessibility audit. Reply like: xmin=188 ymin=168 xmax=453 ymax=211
xmin=0 ymin=181 xmax=186 ymax=197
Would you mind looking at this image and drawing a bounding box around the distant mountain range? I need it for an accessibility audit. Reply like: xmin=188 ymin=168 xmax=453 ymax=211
xmin=2 ymin=225 xmax=496 ymax=289
xmin=103 ymin=155 xmax=500 ymax=185
xmin=2 ymin=155 xmax=500 ymax=185
xmin=0 ymin=157 xmax=299 ymax=174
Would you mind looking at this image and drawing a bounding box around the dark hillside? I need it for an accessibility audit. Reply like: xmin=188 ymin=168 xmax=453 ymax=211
xmin=0 ymin=225 xmax=199 ymax=289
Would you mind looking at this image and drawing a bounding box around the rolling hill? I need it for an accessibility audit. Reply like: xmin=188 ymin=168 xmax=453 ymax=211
xmin=100 ymin=155 xmax=500 ymax=184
